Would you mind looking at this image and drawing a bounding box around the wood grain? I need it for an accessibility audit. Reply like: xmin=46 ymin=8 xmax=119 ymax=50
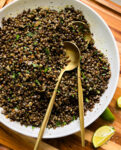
xmin=94 ymin=0 xmax=121 ymax=14
xmin=0 ymin=0 xmax=6 ymax=8
xmin=0 ymin=0 xmax=121 ymax=149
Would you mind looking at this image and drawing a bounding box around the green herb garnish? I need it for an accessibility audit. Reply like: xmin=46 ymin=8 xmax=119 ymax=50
xmin=82 ymin=72 xmax=86 ymax=79
xmin=34 ymin=41 xmax=38 ymax=46
xmin=63 ymin=122 xmax=67 ymax=125
xmin=80 ymin=56 xmax=82 ymax=61
xmin=72 ymin=94 xmax=74 ymax=98
xmin=73 ymin=115 xmax=76 ymax=120
xmin=44 ymin=48 xmax=50 ymax=55
xmin=102 ymin=66 xmax=108 ymax=70
xmin=27 ymin=32 xmax=34 ymax=37
xmin=32 ymin=126 xmax=35 ymax=130
xmin=57 ymin=90 xmax=60 ymax=93
xmin=8 ymin=98 xmax=11 ymax=101
xmin=26 ymin=70 xmax=30 ymax=73
xmin=18 ymin=72 xmax=21 ymax=75
xmin=44 ymin=68 xmax=48 ymax=73
xmin=96 ymin=90 xmax=100 ymax=94
xmin=12 ymin=73 xmax=16 ymax=79
xmin=24 ymin=46 xmax=27 ymax=49
xmin=32 ymin=64 xmax=38 ymax=67
xmin=16 ymin=35 xmax=20 ymax=40
xmin=85 ymin=98 xmax=89 ymax=103
xmin=56 ymin=121 xmax=61 ymax=127
xmin=35 ymin=80 xmax=40 ymax=85
xmin=102 ymin=73 xmax=106 ymax=76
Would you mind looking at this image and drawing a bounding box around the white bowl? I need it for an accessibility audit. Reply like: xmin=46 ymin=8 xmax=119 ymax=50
xmin=0 ymin=0 xmax=120 ymax=138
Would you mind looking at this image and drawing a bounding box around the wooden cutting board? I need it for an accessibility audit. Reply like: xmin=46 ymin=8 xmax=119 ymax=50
xmin=0 ymin=0 xmax=121 ymax=149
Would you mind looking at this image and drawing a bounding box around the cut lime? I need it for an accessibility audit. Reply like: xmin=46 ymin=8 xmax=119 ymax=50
xmin=117 ymin=96 xmax=121 ymax=108
xmin=92 ymin=126 xmax=115 ymax=148
xmin=101 ymin=108 xmax=115 ymax=122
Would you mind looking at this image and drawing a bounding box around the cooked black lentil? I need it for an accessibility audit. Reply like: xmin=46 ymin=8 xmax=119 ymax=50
xmin=0 ymin=7 xmax=111 ymax=128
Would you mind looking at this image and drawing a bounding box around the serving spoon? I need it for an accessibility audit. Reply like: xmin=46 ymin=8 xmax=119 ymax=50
xmin=34 ymin=41 xmax=80 ymax=150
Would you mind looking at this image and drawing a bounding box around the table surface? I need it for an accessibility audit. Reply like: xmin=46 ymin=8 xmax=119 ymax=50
xmin=0 ymin=0 xmax=121 ymax=150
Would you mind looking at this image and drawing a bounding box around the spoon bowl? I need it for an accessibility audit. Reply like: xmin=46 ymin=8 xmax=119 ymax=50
xmin=64 ymin=41 xmax=80 ymax=71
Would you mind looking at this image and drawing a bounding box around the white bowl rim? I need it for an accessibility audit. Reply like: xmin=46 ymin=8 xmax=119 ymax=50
xmin=0 ymin=0 xmax=120 ymax=138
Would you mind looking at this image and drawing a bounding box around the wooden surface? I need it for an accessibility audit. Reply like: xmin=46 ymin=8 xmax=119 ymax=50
xmin=0 ymin=0 xmax=121 ymax=150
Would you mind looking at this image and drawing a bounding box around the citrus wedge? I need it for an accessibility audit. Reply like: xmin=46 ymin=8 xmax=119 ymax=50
xmin=92 ymin=126 xmax=115 ymax=148
xmin=101 ymin=108 xmax=115 ymax=122
xmin=117 ymin=96 xmax=121 ymax=108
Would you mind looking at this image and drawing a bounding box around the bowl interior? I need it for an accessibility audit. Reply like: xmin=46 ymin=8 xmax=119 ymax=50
xmin=0 ymin=0 xmax=119 ymax=138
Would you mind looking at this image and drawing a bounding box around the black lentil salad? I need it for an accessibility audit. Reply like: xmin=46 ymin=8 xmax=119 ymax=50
xmin=0 ymin=7 xmax=111 ymax=128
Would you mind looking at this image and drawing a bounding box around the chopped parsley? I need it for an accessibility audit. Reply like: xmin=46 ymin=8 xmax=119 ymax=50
xmin=32 ymin=126 xmax=35 ymax=130
xmin=16 ymin=35 xmax=20 ymax=40
xmin=8 ymin=98 xmax=11 ymax=102
xmin=12 ymin=73 xmax=16 ymax=79
xmin=56 ymin=121 xmax=61 ymax=127
xmin=63 ymin=122 xmax=67 ymax=125
xmin=44 ymin=48 xmax=50 ymax=55
xmin=32 ymin=64 xmax=38 ymax=67
xmin=27 ymin=32 xmax=34 ymax=37
xmin=82 ymin=72 xmax=86 ymax=79
xmin=35 ymin=80 xmax=40 ymax=85
xmin=73 ymin=115 xmax=76 ymax=120
xmin=85 ymin=98 xmax=89 ymax=103
xmin=102 ymin=66 xmax=108 ymax=70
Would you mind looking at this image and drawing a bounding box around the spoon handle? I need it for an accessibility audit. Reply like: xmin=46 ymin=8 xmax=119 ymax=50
xmin=77 ymin=62 xmax=85 ymax=147
xmin=34 ymin=69 xmax=65 ymax=150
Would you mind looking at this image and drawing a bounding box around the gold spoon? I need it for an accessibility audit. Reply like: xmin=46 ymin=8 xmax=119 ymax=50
xmin=72 ymin=21 xmax=93 ymax=48
xmin=66 ymin=42 xmax=85 ymax=147
xmin=34 ymin=41 xmax=80 ymax=150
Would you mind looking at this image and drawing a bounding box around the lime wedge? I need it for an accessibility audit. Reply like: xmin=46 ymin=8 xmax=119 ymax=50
xmin=92 ymin=126 xmax=115 ymax=148
xmin=117 ymin=96 xmax=121 ymax=108
xmin=101 ymin=108 xmax=115 ymax=122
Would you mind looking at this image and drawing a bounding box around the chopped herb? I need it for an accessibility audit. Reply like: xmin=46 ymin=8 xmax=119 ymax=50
xmin=79 ymin=25 xmax=84 ymax=30
xmin=12 ymin=73 xmax=16 ymax=79
xmin=102 ymin=73 xmax=106 ymax=76
xmin=35 ymin=80 xmax=40 ymax=85
xmin=44 ymin=48 xmax=50 ymax=55
xmin=44 ymin=68 xmax=48 ymax=73
xmin=63 ymin=122 xmax=66 ymax=125
xmin=73 ymin=115 xmax=76 ymax=120
xmin=72 ymin=94 xmax=74 ymax=98
xmin=34 ymin=41 xmax=38 ymax=46
xmin=32 ymin=64 xmax=38 ymax=67
xmin=85 ymin=98 xmax=89 ymax=103
xmin=96 ymin=90 xmax=100 ymax=94
xmin=60 ymin=18 xmax=64 ymax=24
xmin=26 ymin=70 xmax=30 ymax=73
xmin=27 ymin=32 xmax=34 ymax=37
xmin=80 ymin=56 xmax=82 ymax=61
xmin=18 ymin=72 xmax=21 ymax=75
xmin=8 ymin=98 xmax=11 ymax=101
xmin=32 ymin=126 xmax=35 ymax=129
xmin=29 ymin=51 xmax=33 ymax=54
xmin=16 ymin=35 xmax=20 ymax=40
xmin=48 ymin=67 xmax=52 ymax=71
xmin=24 ymin=46 xmax=27 ymax=49
xmin=56 ymin=121 xmax=61 ymax=127
xmin=82 ymin=72 xmax=86 ymax=79
xmin=36 ymin=27 xmax=39 ymax=30
xmin=102 ymin=66 xmax=108 ymax=70
xmin=94 ymin=51 xmax=98 ymax=55
xmin=74 ymin=87 xmax=77 ymax=91
xmin=57 ymin=90 xmax=60 ymax=93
